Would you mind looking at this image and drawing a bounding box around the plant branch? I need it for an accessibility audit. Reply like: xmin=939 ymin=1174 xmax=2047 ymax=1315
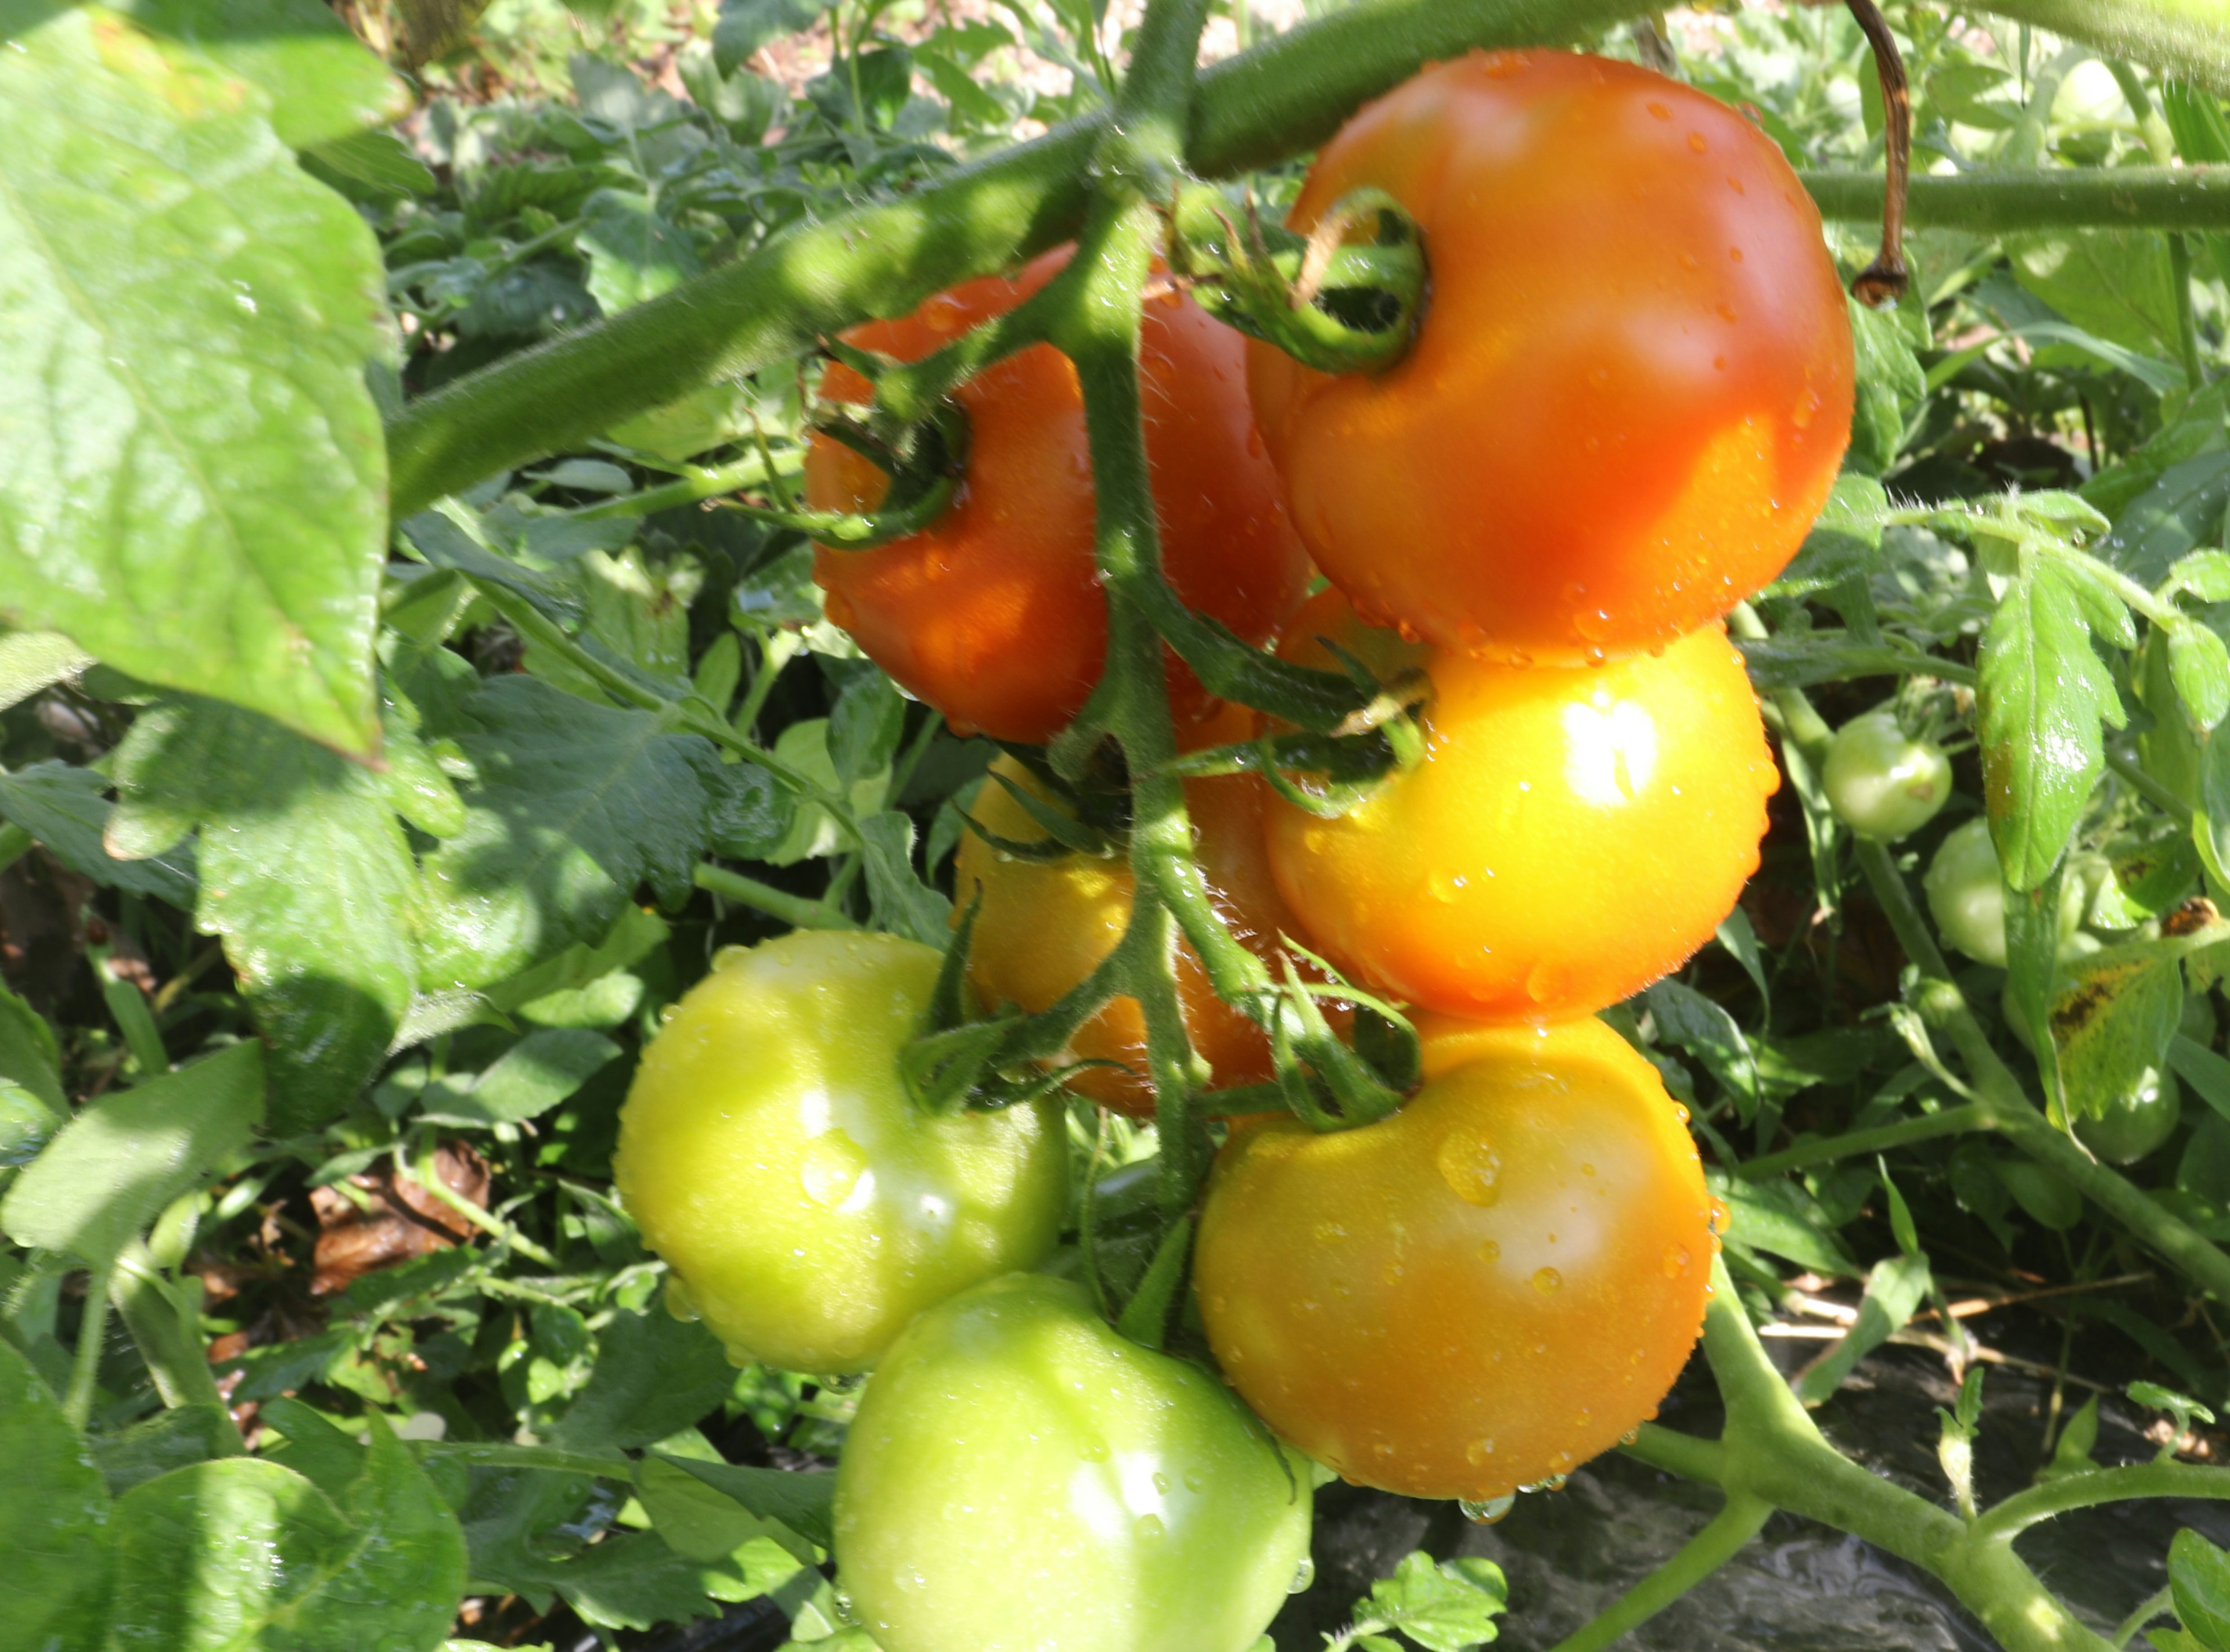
xmin=1976 ymin=1460 xmax=2230 ymax=1542
xmin=1736 ymin=1103 xmax=1992 ymax=1179
xmin=693 ymin=864 xmax=861 ymax=930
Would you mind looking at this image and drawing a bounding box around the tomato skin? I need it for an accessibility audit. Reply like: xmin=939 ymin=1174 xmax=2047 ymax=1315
xmin=1195 ymin=1017 xmax=1713 ymax=1501
xmin=1823 ymin=710 xmax=1952 ymax=841
xmin=956 ymin=748 xmax=1305 ymax=1115
xmin=1247 ymin=51 xmax=1853 ymax=663
xmin=1923 ymin=819 xmax=2083 ymax=968
xmin=808 ymin=250 xmax=1310 ymax=744
xmin=835 ymin=1273 xmax=1314 ymax=1652
xmin=1261 ymin=589 xmax=1776 ymax=1022
xmin=2074 ymin=1068 xmax=2181 ymax=1165
xmin=613 ymin=932 xmax=1067 ymax=1373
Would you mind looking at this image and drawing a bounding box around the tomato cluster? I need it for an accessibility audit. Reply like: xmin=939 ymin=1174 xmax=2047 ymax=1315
xmin=618 ymin=49 xmax=1854 ymax=1652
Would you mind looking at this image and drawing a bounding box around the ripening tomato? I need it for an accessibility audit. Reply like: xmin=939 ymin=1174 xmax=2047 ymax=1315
xmin=808 ymin=249 xmax=1310 ymax=744
xmin=1260 ymin=590 xmax=1776 ymax=1022
xmin=1194 ymin=1016 xmax=1713 ymax=1502
xmin=956 ymin=726 xmax=1312 ymax=1115
xmin=613 ymin=932 xmax=1067 ymax=1373
xmin=1923 ymin=818 xmax=2084 ymax=969
xmin=835 ymin=1273 xmax=1315 ymax=1652
xmin=1247 ymin=51 xmax=1854 ymax=663
xmin=1822 ymin=710 xmax=1952 ymax=841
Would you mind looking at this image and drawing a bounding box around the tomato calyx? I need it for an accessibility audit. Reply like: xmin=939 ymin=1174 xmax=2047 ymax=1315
xmin=727 ymin=396 xmax=971 ymax=549
xmin=1168 ymin=181 xmax=1426 ymax=377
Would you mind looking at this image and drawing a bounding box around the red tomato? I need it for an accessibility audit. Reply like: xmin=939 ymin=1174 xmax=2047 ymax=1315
xmin=808 ymin=250 xmax=1310 ymax=744
xmin=1195 ymin=1015 xmax=1714 ymax=1500
xmin=1247 ymin=51 xmax=1854 ymax=663
xmin=1260 ymin=589 xmax=1776 ymax=1022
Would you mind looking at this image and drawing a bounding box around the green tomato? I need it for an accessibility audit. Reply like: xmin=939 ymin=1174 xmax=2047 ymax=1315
xmin=1923 ymin=818 xmax=2081 ymax=968
xmin=835 ymin=1273 xmax=1314 ymax=1652
xmin=1822 ymin=710 xmax=1952 ymax=841
xmin=2074 ymin=1067 xmax=2182 ymax=1165
xmin=614 ymin=931 xmax=1067 ymax=1373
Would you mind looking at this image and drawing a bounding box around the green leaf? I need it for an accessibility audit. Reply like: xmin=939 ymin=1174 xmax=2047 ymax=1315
xmin=0 ymin=1334 xmax=112 ymax=1652
xmin=303 ymin=128 xmax=437 ymax=203
xmin=117 ymin=0 xmax=408 ymax=149
xmin=857 ymin=810 xmax=952 ymax=947
xmin=2005 ymin=860 xmax=2070 ymax=1120
xmin=1978 ymin=561 xmax=2127 ymax=890
xmin=650 ymin=1455 xmax=837 ymax=1552
xmin=829 ymin=671 xmax=907 ymax=787
xmin=578 ymin=188 xmax=704 ymax=314
xmin=0 ymin=985 xmax=64 ymax=1113
xmin=258 ymin=1396 xmax=366 ymax=1503
xmin=421 ymin=1028 xmax=621 ymax=1125
xmin=707 ymin=762 xmax=799 ymax=859
xmin=635 ymin=1453 xmax=818 ymax=1565
xmin=2034 ymin=1393 xmax=2100 ymax=1483
xmin=93 ymin=1403 xmax=242 ymax=1498
xmin=0 ymin=1042 xmax=262 ymax=1268
xmin=110 ymin=697 xmax=420 ymax=1132
xmin=103 ymin=1415 xmax=466 ymax=1652
xmin=1709 ymin=1169 xmax=1858 ymax=1276
xmin=2010 ymin=230 xmax=2188 ymax=368
xmin=2173 ymin=1528 xmax=2230 ymax=1652
xmin=1362 ymin=1551 xmax=1508 ymax=1651
xmin=1792 ymin=1251 xmax=1931 ymax=1405
xmin=0 ymin=4 xmax=389 ymax=754
xmin=0 ymin=631 xmax=92 ymax=714
xmin=2051 ymin=944 xmax=2184 ymax=1124
xmin=1846 ymin=293 xmax=1926 ymax=476
xmin=2171 ymin=622 xmax=2230 ymax=733
xmin=1643 ymin=980 xmax=1757 ymax=1117
xmin=2102 ymin=451 xmax=2230 ymax=589
xmin=0 ymin=762 xmax=195 ymax=906
xmin=549 ymin=1307 xmax=735 ymax=1453
xmin=714 ymin=0 xmax=833 ymax=74
xmin=418 ymin=676 xmax=722 ymax=989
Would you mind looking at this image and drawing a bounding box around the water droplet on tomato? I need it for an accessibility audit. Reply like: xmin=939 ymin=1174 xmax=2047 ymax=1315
xmin=1289 ymin=1557 xmax=1318 ymax=1592
xmin=1135 ymin=1513 xmax=1166 ymax=1541
xmin=1707 ymin=1198 xmax=1731 ymax=1238
xmin=800 ymin=1132 xmax=868 ymax=1207
xmin=1532 ymin=1266 xmax=1563 ymax=1295
xmin=1466 ymin=1438 xmax=1497 ymax=1463
xmin=1663 ymin=1244 xmax=1692 ymax=1277
xmin=1687 ymin=131 xmax=1707 ymax=153
xmin=1460 ymin=1494 xmax=1516 ymax=1524
xmin=1437 ymin=1132 xmax=1504 ymax=1206
xmin=1477 ymin=1239 xmax=1501 ymax=1264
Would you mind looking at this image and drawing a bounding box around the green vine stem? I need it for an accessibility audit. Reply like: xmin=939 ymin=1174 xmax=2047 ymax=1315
xmin=1976 ymin=1461 xmax=2230 ymax=1541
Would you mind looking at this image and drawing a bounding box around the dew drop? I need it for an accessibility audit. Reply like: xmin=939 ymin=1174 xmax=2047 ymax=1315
xmin=1465 ymin=1438 xmax=1497 ymax=1463
xmin=1476 ymin=1239 xmax=1501 ymax=1264
xmin=1289 ymin=1556 xmax=1318 ymax=1593
xmin=1080 ymin=1439 xmax=1110 ymax=1462
xmin=1663 ymin=1244 xmax=1692 ymax=1277
xmin=1461 ymin=1494 xmax=1517 ymax=1524
xmin=1532 ymin=1266 xmax=1563 ymax=1295
xmin=658 ymin=1003 xmax=682 ymax=1026
xmin=1646 ymin=99 xmax=1671 ymax=120
xmin=799 ymin=1132 xmax=868 ymax=1207
xmin=1707 ymin=1198 xmax=1732 ymax=1239
xmin=1135 ymin=1513 xmax=1166 ymax=1542
xmin=1437 ymin=1132 xmax=1504 ymax=1207
xmin=664 ymin=1275 xmax=699 ymax=1322
xmin=1686 ymin=131 xmax=1707 ymax=153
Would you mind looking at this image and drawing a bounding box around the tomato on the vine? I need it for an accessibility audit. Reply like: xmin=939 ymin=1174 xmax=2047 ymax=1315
xmin=2075 ymin=1068 xmax=2181 ymax=1165
xmin=613 ymin=932 xmax=1067 ymax=1373
xmin=807 ymin=249 xmax=1310 ymax=744
xmin=1194 ymin=1016 xmax=1713 ymax=1502
xmin=1260 ymin=589 xmax=1776 ymax=1023
xmin=1823 ymin=709 xmax=1953 ymax=841
xmin=1923 ymin=818 xmax=2082 ymax=969
xmin=835 ymin=1273 xmax=1314 ymax=1652
xmin=956 ymin=737 xmax=1306 ymax=1115
xmin=1246 ymin=49 xmax=1853 ymax=663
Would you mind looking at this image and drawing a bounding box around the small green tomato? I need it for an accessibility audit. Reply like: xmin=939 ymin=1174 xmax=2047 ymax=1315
xmin=613 ymin=931 xmax=1067 ymax=1374
xmin=1923 ymin=818 xmax=2081 ymax=968
xmin=835 ymin=1273 xmax=1315 ymax=1652
xmin=1822 ymin=710 xmax=1952 ymax=841
xmin=2074 ymin=1068 xmax=2182 ymax=1165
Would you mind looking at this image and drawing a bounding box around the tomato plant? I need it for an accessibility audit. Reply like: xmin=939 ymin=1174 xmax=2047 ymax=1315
xmin=1261 ymin=588 xmax=1777 ymax=1021
xmin=1925 ymin=818 xmax=2083 ymax=968
xmin=614 ymin=931 xmax=1067 ymax=1373
xmin=1246 ymin=49 xmax=1854 ymax=663
xmin=807 ymin=250 xmax=1310 ymax=744
xmin=1195 ymin=1017 xmax=1713 ymax=1502
xmin=834 ymin=1272 xmax=1314 ymax=1652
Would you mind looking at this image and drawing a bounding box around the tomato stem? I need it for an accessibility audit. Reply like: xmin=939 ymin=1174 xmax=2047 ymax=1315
xmin=1840 ymin=0 xmax=1910 ymax=307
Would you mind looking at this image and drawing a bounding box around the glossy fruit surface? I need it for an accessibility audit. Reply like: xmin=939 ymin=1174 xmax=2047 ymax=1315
xmin=835 ymin=1273 xmax=1314 ymax=1652
xmin=1923 ymin=818 xmax=2082 ymax=969
xmin=1247 ymin=50 xmax=1853 ymax=662
xmin=613 ymin=932 xmax=1066 ymax=1373
xmin=2074 ymin=1068 xmax=2182 ymax=1165
xmin=1195 ymin=1017 xmax=1713 ymax=1501
xmin=1823 ymin=710 xmax=1952 ymax=841
xmin=1261 ymin=591 xmax=1776 ymax=1021
xmin=956 ymin=736 xmax=1306 ymax=1115
xmin=808 ymin=249 xmax=1310 ymax=744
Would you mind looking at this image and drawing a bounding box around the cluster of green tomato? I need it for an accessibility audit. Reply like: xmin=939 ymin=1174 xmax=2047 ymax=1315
xmin=610 ymin=46 xmax=1891 ymax=1652
xmin=1825 ymin=708 xmax=2186 ymax=1165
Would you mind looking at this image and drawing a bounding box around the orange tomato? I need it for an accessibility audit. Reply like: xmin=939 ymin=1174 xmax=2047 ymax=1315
xmin=808 ymin=249 xmax=1310 ymax=744
xmin=1247 ymin=51 xmax=1854 ymax=663
xmin=1261 ymin=589 xmax=1776 ymax=1021
xmin=955 ymin=732 xmax=1311 ymax=1117
xmin=1193 ymin=1016 xmax=1714 ymax=1501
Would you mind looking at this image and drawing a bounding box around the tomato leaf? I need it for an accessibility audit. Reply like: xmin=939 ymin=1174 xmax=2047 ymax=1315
xmin=416 ymin=675 xmax=725 ymax=990
xmin=1362 ymin=1551 xmax=1508 ymax=1651
xmin=1977 ymin=560 xmax=2127 ymax=890
xmin=1791 ymin=1251 xmax=1932 ymax=1405
xmin=93 ymin=1403 xmax=243 ymax=1499
xmin=858 ymin=810 xmax=954 ymax=947
xmin=102 ymin=1418 xmax=465 ymax=1651
xmin=0 ymin=1042 xmax=263 ymax=1269
xmin=549 ymin=1307 xmax=735 ymax=1453
xmin=0 ymin=761 xmax=196 ymax=907
xmin=2101 ymin=451 xmax=2230 ymax=588
xmin=1709 ymin=1170 xmax=1858 ymax=1277
xmin=580 ymin=188 xmax=705 ymax=314
xmin=650 ymin=1454 xmax=838 ymax=1552
xmin=2173 ymin=1528 xmax=2230 ymax=1652
xmin=0 ymin=5 xmax=389 ymax=754
xmin=2168 ymin=621 xmax=2230 ymax=733
xmin=2050 ymin=942 xmax=2184 ymax=1124
xmin=0 ymin=1334 xmax=113 ymax=1652
xmin=117 ymin=0 xmax=409 ymax=149
xmin=109 ymin=696 xmax=421 ymax=1132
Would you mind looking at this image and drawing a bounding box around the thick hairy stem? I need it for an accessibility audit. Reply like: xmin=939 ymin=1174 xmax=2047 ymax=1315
xmin=1977 ymin=1461 xmax=2230 ymax=1542
xmin=1803 ymin=165 xmax=2230 ymax=232
xmin=1970 ymin=0 xmax=2230 ymax=92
